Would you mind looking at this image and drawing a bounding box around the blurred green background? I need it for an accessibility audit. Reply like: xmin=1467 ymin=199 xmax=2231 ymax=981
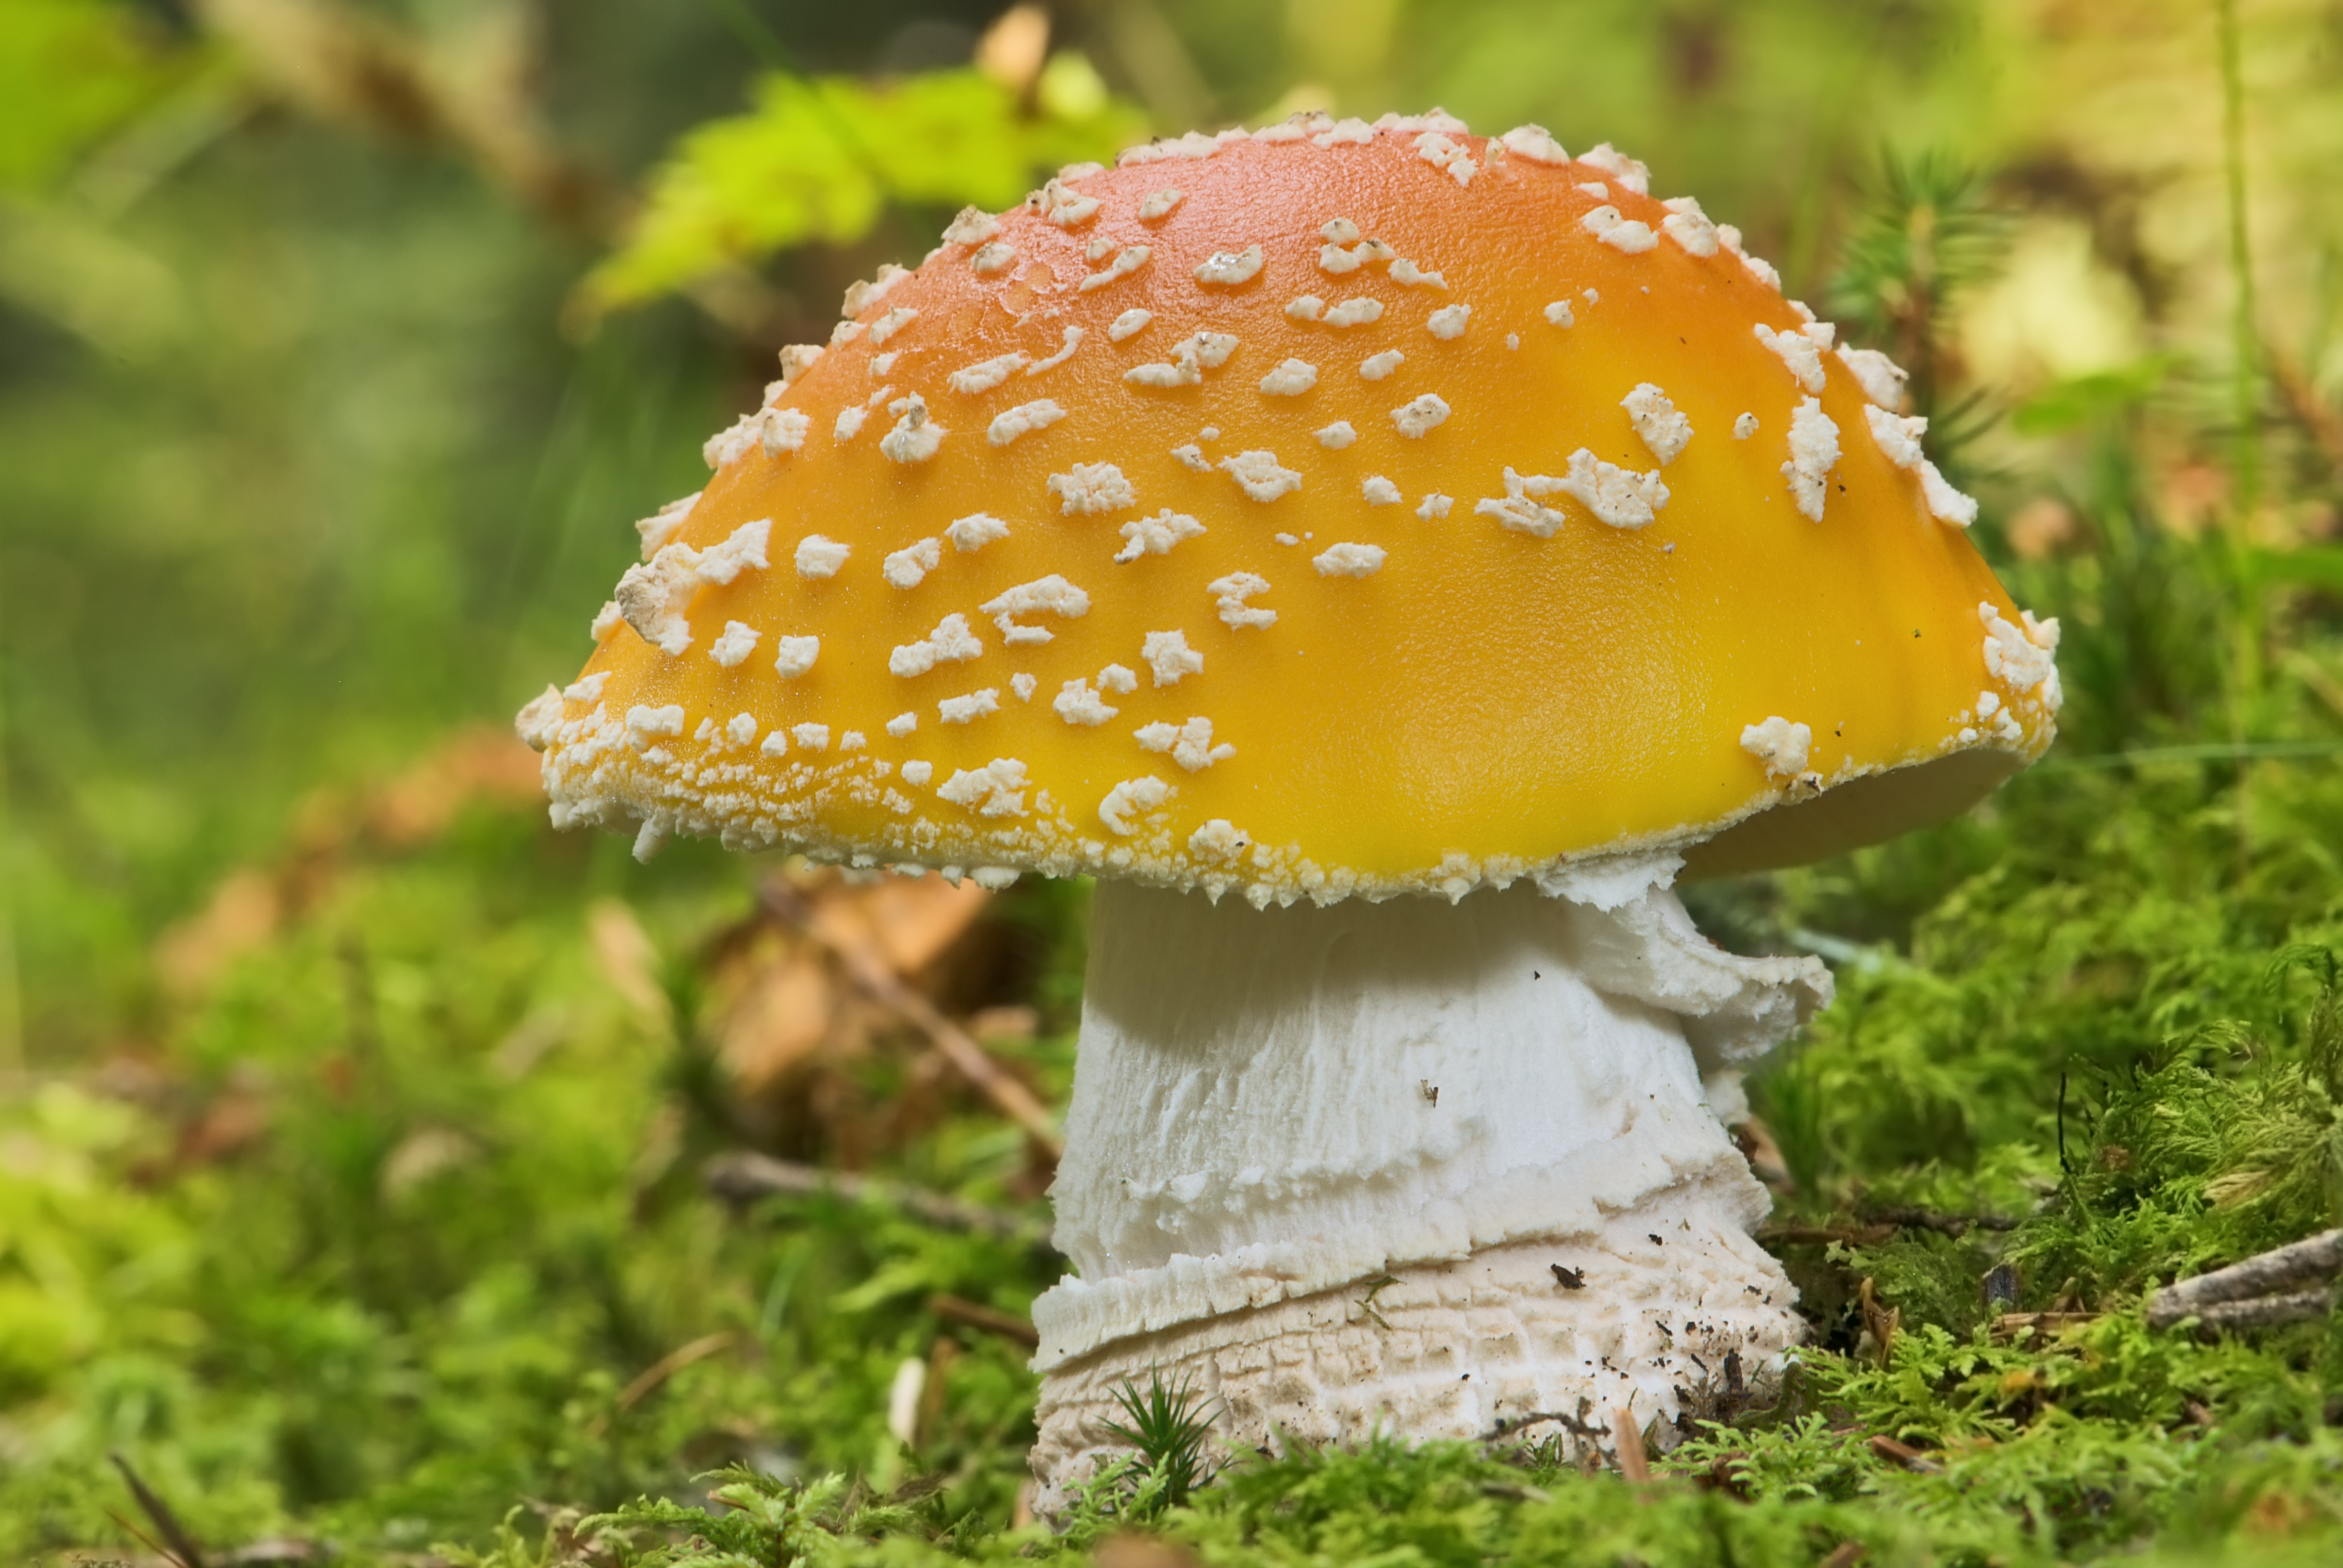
xmin=7 ymin=2 xmax=2343 ymax=1564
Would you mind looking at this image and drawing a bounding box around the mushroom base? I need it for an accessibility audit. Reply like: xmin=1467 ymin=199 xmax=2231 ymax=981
xmin=1029 ymin=870 xmax=1827 ymax=1513
xmin=1031 ymin=1183 xmax=1803 ymax=1515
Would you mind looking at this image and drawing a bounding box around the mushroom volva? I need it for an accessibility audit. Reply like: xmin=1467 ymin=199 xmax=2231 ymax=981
xmin=516 ymin=111 xmax=2060 ymax=1506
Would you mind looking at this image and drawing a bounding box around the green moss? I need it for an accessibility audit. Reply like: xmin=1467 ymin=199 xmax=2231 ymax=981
xmin=9 ymin=710 xmax=2342 ymax=1563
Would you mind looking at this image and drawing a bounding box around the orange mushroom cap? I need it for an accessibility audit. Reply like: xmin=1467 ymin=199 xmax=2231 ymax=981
xmin=519 ymin=112 xmax=2060 ymax=904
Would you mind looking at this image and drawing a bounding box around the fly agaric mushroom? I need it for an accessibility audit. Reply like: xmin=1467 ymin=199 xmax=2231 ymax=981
xmin=517 ymin=111 xmax=2060 ymax=1505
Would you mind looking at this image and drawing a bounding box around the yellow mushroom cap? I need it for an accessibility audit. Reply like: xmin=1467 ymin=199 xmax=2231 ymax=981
xmin=521 ymin=111 xmax=2060 ymax=904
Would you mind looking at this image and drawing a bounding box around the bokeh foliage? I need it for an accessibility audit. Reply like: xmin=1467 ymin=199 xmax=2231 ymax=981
xmin=6 ymin=1 xmax=2343 ymax=1565
xmin=574 ymin=62 xmax=1143 ymax=322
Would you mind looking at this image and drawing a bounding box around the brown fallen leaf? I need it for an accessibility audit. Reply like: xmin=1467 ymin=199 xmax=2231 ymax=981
xmin=765 ymin=877 xmax=1061 ymax=1157
xmin=720 ymin=949 xmax=837 ymax=1092
xmin=153 ymin=870 xmax=280 ymax=1000
xmin=588 ymin=899 xmax=668 ymax=1027
xmin=1094 ymin=1535 xmax=1198 ymax=1568
xmin=827 ymin=874 xmax=991 ymax=977
xmin=173 ymin=1080 xmax=272 ymax=1168
xmin=1858 ymin=1278 xmax=1901 ymax=1367
xmin=153 ymin=725 xmax=562 ymax=1007
xmin=368 ymin=725 xmax=545 ymax=847
xmin=1610 ymin=1405 xmax=1650 ymax=1483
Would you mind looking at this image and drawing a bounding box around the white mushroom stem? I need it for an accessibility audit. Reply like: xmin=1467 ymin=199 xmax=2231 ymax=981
xmin=1029 ymin=861 xmax=1829 ymax=1508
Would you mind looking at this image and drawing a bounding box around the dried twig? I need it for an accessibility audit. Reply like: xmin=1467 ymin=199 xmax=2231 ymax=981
xmin=108 ymin=1509 xmax=189 ymax=1568
xmin=2182 ymin=1288 xmax=2334 ymax=1332
xmin=616 ymin=1331 xmax=734 ymax=1411
xmin=757 ymin=879 xmax=1063 ymax=1157
xmin=111 ymin=1453 xmax=207 ymax=1568
xmin=703 ymin=1152 xmax=1056 ymax=1253
xmin=1756 ymin=1208 xmax=2017 ymax=1247
xmin=1855 ymin=1206 xmax=2019 ymax=1237
xmin=1990 ymin=1311 xmax=2102 ymax=1341
xmin=2144 ymin=1228 xmax=2342 ymax=1329
xmin=1485 ymin=1395 xmax=1606 ymax=1446
xmin=1867 ymin=1434 xmax=1942 ymax=1473
xmin=929 ymin=1293 xmax=1041 ymax=1348
xmin=1754 ymin=1224 xmax=1896 ymax=1247
xmin=2269 ymin=348 xmax=2343 ymax=470
xmin=1487 ymin=1417 xmax=1598 ymax=1450
xmin=191 ymin=0 xmax=614 ymax=232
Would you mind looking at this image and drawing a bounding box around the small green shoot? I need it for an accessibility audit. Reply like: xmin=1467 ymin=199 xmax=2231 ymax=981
xmin=1099 ymin=1368 xmax=1220 ymax=1512
xmin=1827 ymin=148 xmax=2008 ymax=434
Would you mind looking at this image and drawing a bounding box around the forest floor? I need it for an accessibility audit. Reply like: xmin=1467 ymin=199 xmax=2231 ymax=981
xmin=10 ymin=510 xmax=2343 ymax=1565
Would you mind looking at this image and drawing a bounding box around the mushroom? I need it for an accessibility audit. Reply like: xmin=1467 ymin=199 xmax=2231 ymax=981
xmin=518 ymin=111 xmax=2061 ymax=1506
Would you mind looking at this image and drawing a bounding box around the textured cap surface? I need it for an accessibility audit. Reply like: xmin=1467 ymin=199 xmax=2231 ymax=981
xmin=523 ymin=113 xmax=2060 ymax=904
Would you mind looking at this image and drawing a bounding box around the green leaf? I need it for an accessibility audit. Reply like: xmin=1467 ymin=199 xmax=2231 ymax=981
xmin=2010 ymin=357 xmax=2178 ymax=436
xmin=0 ymin=0 xmax=190 ymax=194
xmin=575 ymin=63 xmax=1144 ymax=321
xmin=2241 ymin=545 xmax=2343 ymax=597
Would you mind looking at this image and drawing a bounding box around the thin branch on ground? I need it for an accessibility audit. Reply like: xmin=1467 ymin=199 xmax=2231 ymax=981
xmin=929 ymin=1293 xmax=1041 ymax=1348
xmin=1757 ymin=1208 xmax=2017 ymax=1247
xmin=756 ymin=878 xmax=1064 ymax=1157
xmin=2145 ymin=1228 xmax=2343 ymax=1329
xmin=1755 ymin=1224 xmax=1896 ymax=1247
xmin=1868 ymin=1434 xmax=1943 ymax=1473
xmin=2180 ymin=1289 xmax=2335 ymax=1333
xmin=2265 ymin=348 xmax=2343 ymax=470
xmin=1854 ymin=1206 xmax=2020 ymax=1236
xmin=110 ymin=1453 xmax=207 ymax=1568
xmin=1991 ymin=1311 xmax=2104 ymax=1341
xmin=703 ymin=1150 xmax=1058 ymax=1253
xmin=617 ymin=1331 xmax=736 ymax=1411
xmin=108 ymin=1509 xmax=191 ymax=1568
